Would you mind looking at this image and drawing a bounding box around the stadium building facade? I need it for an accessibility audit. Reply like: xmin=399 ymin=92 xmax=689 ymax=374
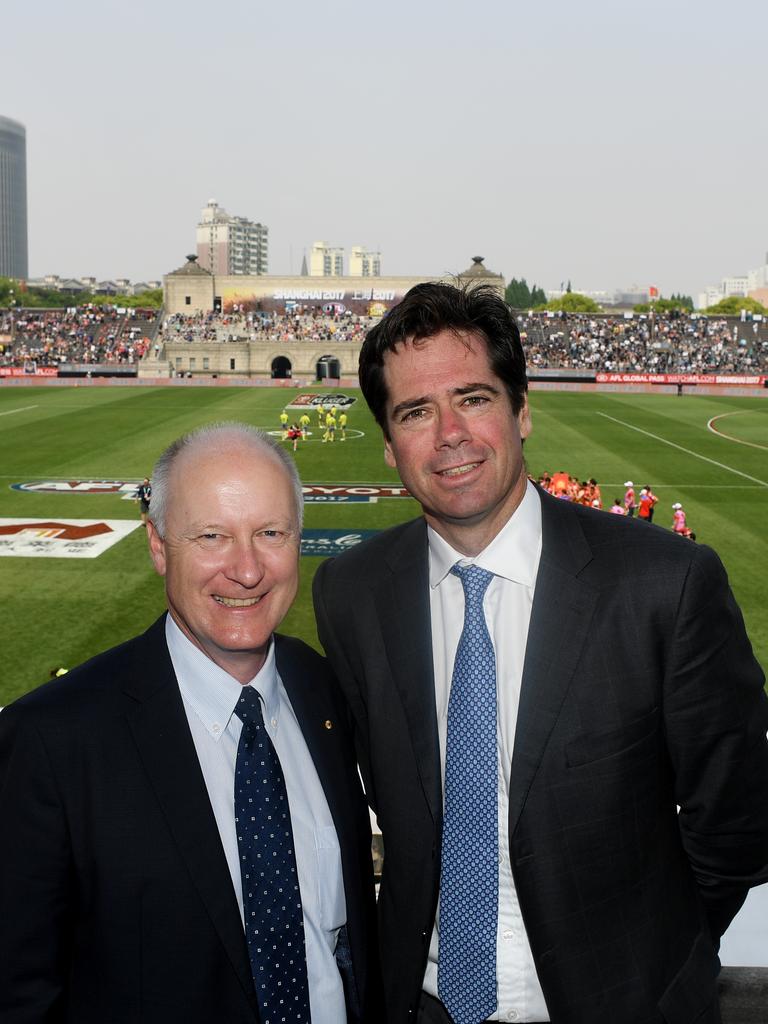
xmin=0 ymin=115 xmax=28 ymax=280
xmin=157 ymin=255 xmax=505 ymax=380
xmin=164 ymin=254 xmax=503 ymax=318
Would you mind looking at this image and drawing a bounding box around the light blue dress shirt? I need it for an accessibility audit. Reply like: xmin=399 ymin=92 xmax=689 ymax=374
xmin=165 ymin=614 xmax=347 ymax=1023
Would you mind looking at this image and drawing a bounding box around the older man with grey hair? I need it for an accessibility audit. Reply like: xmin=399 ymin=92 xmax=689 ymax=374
xmin=0 ymin=422 xmax=381 ymax=1024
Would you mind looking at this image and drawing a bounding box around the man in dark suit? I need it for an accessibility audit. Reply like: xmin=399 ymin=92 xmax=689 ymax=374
xmin=0 ymin=423 xmax=379 ymax=1023
xmin=313 ymin=283 xmax=768 ymax=1024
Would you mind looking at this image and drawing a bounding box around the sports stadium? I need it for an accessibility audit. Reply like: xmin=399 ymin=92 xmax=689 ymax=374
xmin=1 ymin=277 xmax=766 ymax=702
xmin=1 ymin=277 xmax=767 ymax=986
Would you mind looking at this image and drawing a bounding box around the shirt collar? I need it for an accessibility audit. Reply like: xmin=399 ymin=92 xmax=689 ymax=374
xmin=428 ymin=478 xmax=542 ymax=588
xmin=165 ymin=613 xmax=279 ymax=741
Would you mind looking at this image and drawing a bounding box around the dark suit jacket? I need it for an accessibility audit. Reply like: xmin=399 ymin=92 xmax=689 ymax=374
xmin=313 ymin=489 xmax=768 ymax=1024
xmin=0 ymin=616 xmax=380 ymax=1024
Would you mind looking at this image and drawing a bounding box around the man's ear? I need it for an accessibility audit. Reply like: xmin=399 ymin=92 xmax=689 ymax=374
xmin=146 ymin=521 xmax=167 ymax=577
xmin=384 ymin=437 xmax=396 ymax=469
xmin=518 ymin=395 xmax=532 ymax=441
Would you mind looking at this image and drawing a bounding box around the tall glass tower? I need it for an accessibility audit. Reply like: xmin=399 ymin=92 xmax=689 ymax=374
xmin=0 ymin=116 xmax=28 ymax=279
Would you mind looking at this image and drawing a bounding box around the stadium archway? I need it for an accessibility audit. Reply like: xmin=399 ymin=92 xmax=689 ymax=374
xmin=316 ymin=354 xmax=341 ymax=381
xmin=271 ymin=356 xmax=292 ymax=379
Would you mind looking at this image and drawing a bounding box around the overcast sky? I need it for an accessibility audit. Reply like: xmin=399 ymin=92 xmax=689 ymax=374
xmin=3 ymin=0 xmax=766 ymax=297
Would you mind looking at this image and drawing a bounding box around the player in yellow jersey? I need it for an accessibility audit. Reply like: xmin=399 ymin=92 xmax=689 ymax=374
xmin=279 ymin=409 xmax=289 ymax=439
xmin=316 ymin=403 xmax=325 ymax=428
xmin=322 ymin=411 xmax=337 ymax=443
xmin=298 ymin=412 xmax=311 ymax=439
xmin=338 ymin=411 xmax=348 ymax=440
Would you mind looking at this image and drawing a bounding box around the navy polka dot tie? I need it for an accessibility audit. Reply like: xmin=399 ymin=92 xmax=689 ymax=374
xmin=233 ymin=686 xmax=311 ymax=1023
xmin=438 ymin=564 xmax=498 ymax=1024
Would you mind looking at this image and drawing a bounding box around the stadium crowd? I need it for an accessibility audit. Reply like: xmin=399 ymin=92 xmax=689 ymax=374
xmin=3 ymin=305 xmax=766 ymax=375
xmin=520 ymin=313 xmax=767 ymax=373
xmin=160 ymin=308 xmax=767 ymax=374
xmin=160 ymin=309 xmax=375 ymax=346
xmin=0 ymin=307 xmax=154 ymax=368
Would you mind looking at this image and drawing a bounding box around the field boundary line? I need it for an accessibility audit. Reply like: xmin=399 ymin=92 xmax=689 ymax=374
xmin=596 ymin=412 xmax=768 ymax=488
xmin=0 ymin=405 xmax=38 ymax=417
xmin=707 ymin=411 xmax=768 ymax=452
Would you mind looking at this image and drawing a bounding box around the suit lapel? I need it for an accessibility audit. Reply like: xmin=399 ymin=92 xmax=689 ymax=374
xmin=122 ymin=619 xmax=257 ymax=1012
xmin=374 ymin=520 xmax=442 ymax=824
xmin=508 ymin=493 xmax=599 ymax=837
xmin=275 ymin=635 xmax=347 ymax=833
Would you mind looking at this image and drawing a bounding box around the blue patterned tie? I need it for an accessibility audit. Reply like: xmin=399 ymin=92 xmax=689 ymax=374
xmin=438 ymin=564 xmax=498 ymax=1024
xmin=233 ymin=686 xmax=311 ymax=1024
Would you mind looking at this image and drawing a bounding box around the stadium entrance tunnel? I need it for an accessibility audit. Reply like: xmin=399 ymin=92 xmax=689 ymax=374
xmin=316 ymin=355 xmax=341 ymax=381
xmin=271 ymin=356 xmax=292 ymax=379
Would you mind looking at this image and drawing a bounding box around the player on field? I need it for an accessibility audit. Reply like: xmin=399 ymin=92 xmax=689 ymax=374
xmin=279 ymin=409 xmax=289 ymax=439
xmin=623 ymin=481 xmax=637 ymax=517
xmin=299 ymin=412 xmax=311 ymax=438
xmin=672 ymin=502 xmax=694 ymax=539
xmin=287 ymin=422 xmax=302 ymax=452
xmin=338 ymin=411 xmax=348 ymax=440
xmin=644 ymin=484 xmax=658 ymax=522
xmin=323 ymin=411 xmax=337 ymax=443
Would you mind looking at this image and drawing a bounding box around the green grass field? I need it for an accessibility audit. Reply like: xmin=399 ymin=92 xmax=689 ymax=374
xmin=1 ymin=384 xmax=766 ymax=705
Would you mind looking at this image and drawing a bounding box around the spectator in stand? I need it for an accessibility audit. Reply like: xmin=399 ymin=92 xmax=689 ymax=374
xmin=2 ymin=306 xmax=155 ymax=369
xmin=517 ymin=311 xmax=767 ymax=375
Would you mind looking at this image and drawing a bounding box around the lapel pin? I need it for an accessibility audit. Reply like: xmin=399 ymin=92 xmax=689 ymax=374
xmin=324 ymin=719 xmax=333 ymax=730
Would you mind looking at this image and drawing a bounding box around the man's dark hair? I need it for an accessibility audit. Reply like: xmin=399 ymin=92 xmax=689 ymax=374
xmin=358 ymin=282 xmax=528 ymax=435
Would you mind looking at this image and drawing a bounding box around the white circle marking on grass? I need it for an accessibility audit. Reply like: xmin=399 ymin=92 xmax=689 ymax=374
xmin=596 ymin=411 xmax=768 ymax=489
xmin=706 ymin=411 xmax=768 ymax=452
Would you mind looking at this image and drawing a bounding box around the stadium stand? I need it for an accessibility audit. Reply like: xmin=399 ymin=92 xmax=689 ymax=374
xmin=157 ymin=309 xmax=767 ymax=374
xmin=2 ymin=306 xmax=766 ymax=375
xmin=0 ymin=307 xmax=160 ymax=368
xmin=160 ymin=309 xmax=375 ymax=346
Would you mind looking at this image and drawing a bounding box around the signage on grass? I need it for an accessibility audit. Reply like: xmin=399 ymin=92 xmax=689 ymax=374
xmin=12 ymin=481 xmax=414 ymax=502
xmin=0 ymin=518 xmax=141 ymax=558
xmin=12 ymin=480 xmax=141 ymax=497
xmin=302 ymin=484 xmax=411 ymax=503
xmin=300 ymin=529 xmax=378 ymax=556
xmin=286 ymin=394 xmax=357 ymax=409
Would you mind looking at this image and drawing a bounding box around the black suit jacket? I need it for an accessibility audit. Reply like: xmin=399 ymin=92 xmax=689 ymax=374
xmin=313 ymin=489 xmax=768 ymax=1024
xmin=0 ymin=617 xmax=380 ymax=1023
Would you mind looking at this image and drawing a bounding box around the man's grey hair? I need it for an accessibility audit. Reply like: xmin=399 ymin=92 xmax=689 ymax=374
xmin=148 ymin=422 xmax=304 ymax=537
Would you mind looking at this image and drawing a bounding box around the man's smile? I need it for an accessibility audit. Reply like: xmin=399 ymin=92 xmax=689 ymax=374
xmin=213 ymin=595 xmax=263 ymax=607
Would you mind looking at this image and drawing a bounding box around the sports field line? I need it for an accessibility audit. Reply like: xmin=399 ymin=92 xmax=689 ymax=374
xmin=0 ymin=475 xmax=764 ymax=490
xmin=0 ymin=405 xmax=38 ymax=417
xmin=596 ymin=412 xmax=768 ymax=489
xmin=707 ymin=411 xmax=768 ymax=452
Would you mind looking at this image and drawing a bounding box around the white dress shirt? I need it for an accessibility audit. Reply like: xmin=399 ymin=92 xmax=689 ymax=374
xmin=166 ymin=615 xmax=347 ymax=1024
xmin=422 ymin=480 xmax=550 ymax=1023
